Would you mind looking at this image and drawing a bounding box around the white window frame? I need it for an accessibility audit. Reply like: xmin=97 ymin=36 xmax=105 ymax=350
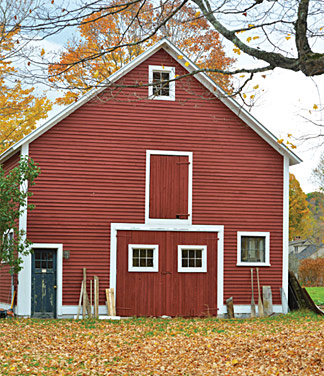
xmin=148 ymin=65 xmax=175 ymax=101
xmin=1 ymin=229 xmax=14 ymax=264
xmin=128 ymin=244 xmax=159 ymax=272
xmin=178 ymin=245 xmax=207 ymax=273
xmin=237 ymin=231 xmax=270 ymax=266
xmin=145 ymin=150 xmax=193 ymax=225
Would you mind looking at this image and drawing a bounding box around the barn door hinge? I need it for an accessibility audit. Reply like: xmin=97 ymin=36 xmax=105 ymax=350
xmin=176 ymin=214 xmax=190 ymax=219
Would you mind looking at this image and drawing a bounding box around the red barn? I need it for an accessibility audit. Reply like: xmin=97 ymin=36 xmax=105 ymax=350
xmin=0 ymin=39 xmax=300 ymax=318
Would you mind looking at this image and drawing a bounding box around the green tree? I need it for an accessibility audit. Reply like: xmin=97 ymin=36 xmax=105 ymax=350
xmin=289 ymin=173 xmax=314 ymax=241
xmin=0 ymin=157 xmax=40 ymax=273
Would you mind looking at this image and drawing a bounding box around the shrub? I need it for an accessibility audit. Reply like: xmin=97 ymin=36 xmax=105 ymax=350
xmin=299 ymin=258 xmax=324 ymax=286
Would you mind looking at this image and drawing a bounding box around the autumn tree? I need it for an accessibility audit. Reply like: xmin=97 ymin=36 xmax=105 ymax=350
xmin=289 ymin=173 xmax=314 ymax=241
xmin=0 ymin=24 xmax=52 ymax=153
xmin=2 ymin=0 xmax=324 ymax=92
xmin=0 ymin=157 xmax=39 ymax=273
xmin=49 ymin=1 xmax=234 ymax=104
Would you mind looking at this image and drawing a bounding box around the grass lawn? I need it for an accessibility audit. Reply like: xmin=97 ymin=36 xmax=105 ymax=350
xmin=306 ymin=286 xmax=324 ymax=305
xmin=0 ymin=311 xmax=323 ymax=375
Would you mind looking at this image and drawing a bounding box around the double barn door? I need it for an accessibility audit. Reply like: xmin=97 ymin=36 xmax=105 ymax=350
xmin=116 ymin=231 xmax=217 ymax=317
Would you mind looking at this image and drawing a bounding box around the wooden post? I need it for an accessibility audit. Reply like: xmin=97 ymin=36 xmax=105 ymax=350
xmin=263 ymin=286 xmax=273 ymax=316
xmin=280 ymin=287 xmax=289 ymax=314
xmin=106 ymin=288 xmax=116 ymax=316
xmin=105 ymin=289 xmax=111 ymax=316
xmin=226 ymin=297 xmax=234 ymax=319
xmin=110 ymin=288 xmax=116 ymax=316
xmin=83 ymin=268 xmax=87 ymax=319
xmin=76 ymin=281 xmax=83 ymax=320
xmin=90 ymin=279 xmax=93 ymax=317
xmin=94 ymin=276 xmax=99 ymax=319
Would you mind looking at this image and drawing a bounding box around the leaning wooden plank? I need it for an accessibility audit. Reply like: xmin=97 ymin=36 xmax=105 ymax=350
xmin=288 ymin=271 xmax=308 ymax=309
xmin=94 ymin=276 xmax=99 ymax=319
xmin=83 ymin=268 xmax=87 ymax=319
xmin=110 ymin=288 xmax=116 ymax=316
xmin=90 ymin=279 xmax=93 ymax=317
xmin=85 ymin=289 xmax=92 ymax=319
xmin=226 ymin=297 xmax=234 ymax=319
xmin=105 ymin=289 xmax=111 ymax=316
xmin=280 ymin=287 xmax=289 ymax=314
xmin=76 ymin=281 xmax=84 ymax=320
xmin=263 ymin=286 xmax=273 ymax=316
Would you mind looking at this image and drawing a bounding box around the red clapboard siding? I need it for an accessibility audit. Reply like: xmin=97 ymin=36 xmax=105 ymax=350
xmin=116 ymin=230 xmax=217 ymax=317
xmin=0 ymin=152 xmax=20 ymax=304
xmin=26 ymin=48 xmax=284 ymax=307
xmin=149 ymin=155 xmax=189 ymax=219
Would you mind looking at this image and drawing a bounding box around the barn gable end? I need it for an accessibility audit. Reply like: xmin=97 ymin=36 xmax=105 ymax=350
xmin=0 ymin=40 xmax=298 ymax=317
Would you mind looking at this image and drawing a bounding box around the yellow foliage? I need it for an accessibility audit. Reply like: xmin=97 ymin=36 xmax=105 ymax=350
xmin=0 ymin=29 xmax=52 ymax=153
xmin=289 ymin=174 xmax=314 ymax=241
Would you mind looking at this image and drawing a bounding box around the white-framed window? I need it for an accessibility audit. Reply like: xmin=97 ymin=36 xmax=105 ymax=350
xmin=128 ymin=244 xmax=159 ymax=272
xmin=148 ymin=65 xmax=175 ymax=100
xmin=178 ymin=245 xmax=207 ymax=273
xmin=237 ymin=232 xmax=270 ymax=266
xmin=1 ymin=229 xmax=14 ymax=264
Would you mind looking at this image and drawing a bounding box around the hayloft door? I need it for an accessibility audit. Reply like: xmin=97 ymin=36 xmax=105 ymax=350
xmin=31 ymin=249 xmax=57 ymax=318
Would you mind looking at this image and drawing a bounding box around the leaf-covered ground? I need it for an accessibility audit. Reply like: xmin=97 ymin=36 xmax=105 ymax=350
xmin=0 ymin=311 xmax=323 ymax=375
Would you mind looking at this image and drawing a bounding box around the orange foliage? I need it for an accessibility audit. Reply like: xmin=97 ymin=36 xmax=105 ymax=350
xmin=0 ymin=26 xmax=52 ymax=152
xmin=299 ymin=258 xmax=324 ymax=286
xmin=49 ymin=1 xmax=234 ymax=105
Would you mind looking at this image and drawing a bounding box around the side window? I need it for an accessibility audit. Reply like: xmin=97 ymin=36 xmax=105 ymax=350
xmin=237 ymin=232 xmax=270 ymax=266
xmin=148 ymin=152 xmax=191 ymax=221
xmin=148 ymin=65 xmax=175 ymax=100
xmin=178 ymin=245 xmax=207 ymax=273
xmin=128 ymin=244 xmax=159 ymax=272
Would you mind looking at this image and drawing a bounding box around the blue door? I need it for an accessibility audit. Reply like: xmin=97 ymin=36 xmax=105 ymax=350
xmin=31 ymin=249 xmax=57 ymax=318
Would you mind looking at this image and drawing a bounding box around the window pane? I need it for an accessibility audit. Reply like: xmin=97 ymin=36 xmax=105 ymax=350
xmin=241 ymin=236 xmax=266 ymax=262
xmin=189 ymin=258 xmax=195 ymax=267
xmin=140 ymin=258 xmax=146 ymax=267
xmin=132 ymin=247 xmax=155 ymax=269
xmin=196 ymin=259 xmax=202 ymax=268
xmin=152 ymin=71 xmax=170 ymax=96
xmin=35 ymin=260 xmax=41 ymax=269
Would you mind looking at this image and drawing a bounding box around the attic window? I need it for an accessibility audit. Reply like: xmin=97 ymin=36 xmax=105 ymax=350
xmin=149 ymin=65 xmax=175 ymax=100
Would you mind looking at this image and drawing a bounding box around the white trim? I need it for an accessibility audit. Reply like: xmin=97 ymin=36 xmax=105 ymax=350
xmin=16 ymin=143 xmax=30 ymax=316
xmin=110 ymin=223 xmax=225 ymax=315
xmin=60 ymin=305 xmax=108 ymax=317
xmin=177 ymin=245 xmax=207 ymax=273
xmin=128 ymin=244 xmax=159 ymax=272
xmin=0 ymin=39 xmax=301 ymax=167
xmin=17 ymin=243 xmax=63 ymax=317
xmin=148 ymin=65 xmax=175 ymax=100
xmin=282 ymin=155 xmax=290 ymax=313
xmin=236 ymin=231 xmax=270 ymax=267
xmin=221 ymin=304 xmax=284 ymax=317
xmin=145 ymin=150 xmax=193 ymax=225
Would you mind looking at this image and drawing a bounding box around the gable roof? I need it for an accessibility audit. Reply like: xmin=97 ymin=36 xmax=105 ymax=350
xmin=0 ymin=38 xmax=301 ymax=165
